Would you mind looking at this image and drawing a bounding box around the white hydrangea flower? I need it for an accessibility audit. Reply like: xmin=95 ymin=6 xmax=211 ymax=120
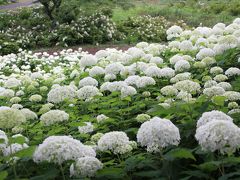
xmin=137 ymin=117 xmax=180 ymax=152
xmin=136 ymin=114 xmax=151 ymax=123
xmin=3 ymin=143 xmax=29 ymax=156
xmin=47 ymin=85 xmax=76 ymax=103
xmin=174 ymin=80 xmax=201 ymax=94
xmin=40 ymin=110 xmax=69 ymax=126
xmin=223 ymin=91 xmax=240 ymax=101
xmin=225 ymin=67 xmax=240 ymax=77
xmin=89 ymin=66 xmax=105 ymax=77
xmin=77 ymin=86 xmax=99 ymax=100
xmin=105 ymin=62 xmax=124 ymax=75
xmin=136 ymin=76 xmax=156 ymax=88
xmin=203 ymin=86 xmax=225 ymax=97
xmin=166 ymin=25 xmax=183 ymax=40
xmin=204 ymin=80 xmax=218 ymax=88
xmin=174 ymin=60 xmax=190 ymax=72
xmin=210 ymin=67 xmax=223 ymax=75
xmin=196 ymin=48 xmax=215 ymax=60
xmin=98 ymin=131 xmax=133 ymax=154
xmin=33 ymin=136 xmax=96 ymax=164
xmin=0 ymin=108 xmax=26 ymax=129
xmin=96 ymin=114 xmax=109 ymax=123
xmin=195 ymin=120 xmax=240 ymax=154
xmin=179 ymin=40 xmax=194 ymax=51
xmin=121 ymin=86 xmax=137 ymax=98
xmin=78 ymin=122 xmax=94 ymax=134
xmin=213 ymin=74 xmax=228 ymax=82
xmin=176 ymin=91 xmax=193 ymax=102
xmin=149 ymin=57 xmax=164 ymax=65
xmin=160 ymin=85 xmax=178 ymax=96
xmin=0 ymin=89 xmax=15 ymax=98
xmin=4 ymin=78 xmax=21 ymax=88
xmin=21 ymin=108 xmax=37 ymax=120
xmin=217 ymin=82 xmax=232 ymax=91
xmin=196 ymin=110 xmax=233 ymax=128
xmin=170 ymin=72 xmax=191 ymax=83
xmin=80 ymin=54 xmax=98 ymax=68
xmin=169 ymin=54 xmax=184 ymax=65
xmin=79 ymin=77 xmax=98 ymax=88
xmin=29 ymin=94 xmax=42 ymax=102
xmin=158 ymin=67 xmax=175 ymax=79
xmin=70 ymin=157 xmax=103 ymax=177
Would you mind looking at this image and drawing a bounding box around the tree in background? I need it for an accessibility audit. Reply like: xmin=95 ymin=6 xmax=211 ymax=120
xmin=39 ymin=0 xmax=62 ymax=26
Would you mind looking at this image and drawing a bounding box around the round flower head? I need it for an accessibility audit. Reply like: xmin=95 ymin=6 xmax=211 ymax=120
xmin=136 ymin=114 xmax=151 ymax=123
xmin=80 ymin=54 xmax=98 ymax=68
xmin=33 ymin=136 xmax=96 ymax=164
xmin=223 ymin=91 xmax=240 ymax=101
xmin=161 ymin=85 xmax=178 ymax=96
xmin=195 ymin=120 xmax=240 ymax=154
xmin=29 ymin=94 xmax=42 ymax=102
xmin=79 ymin=77 xmax=98 ymax=88
xmin=0 ymin=108 xmax=26 ymax=129
xmin=174 ymin=60 xmax=190 ymax=72
xmin=40 ymin=110 xmax=69 ymax=126
xmin=47 ymin=85 xmax=76 ymax=104
xmin=137 ymin=117 xmax=180 ymax=153
xmin=174 ymin=80 xmax=201 ymax=94
xmin=4 ymin=78 xmax=21 ymax=88
xmin=78 ymin=122 xmax=94 ymax=134
xmin=197 ymin=110 xmax=233 ymax=128
xmin=96 ymin=114 xmax=109 ymax=123
xmin=203 ymin=86 xmax=225 ymax=97
xmin=121 ymin=86 xmax=137 ymax=98
xmin=70 ymin=157 xmax=103 ymax=178
xmin=77 ymin=86 xmax=99 ymax=100
xmin=98 ymin=131 xmax=133 ymax=154
xmin=225 ymin=67 xmax=240 ymax=77
xmin=21 ymin=108 xmax=38 ymax=120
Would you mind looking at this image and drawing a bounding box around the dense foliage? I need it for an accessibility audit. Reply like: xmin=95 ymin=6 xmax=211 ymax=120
xmin=0 ymin=18 xmax=240 ymax=179
xmin=0 ymin=2 xmax=186 ymax=55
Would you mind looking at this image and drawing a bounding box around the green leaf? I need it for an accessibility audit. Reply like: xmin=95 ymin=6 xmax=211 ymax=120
xmin=197 ymin=161 xmax=221 ymax=172
xmin=0 ymin=171 xmax=8 ymax=180
xmin=164 ymin=148 xmax=196 ymax=161
xmin=15 ymin=146 xmax=36 ymax=158
xmin=30 ymin=167 xmax=59 ymax=180
xmin=133 ymin=170 xmax=162 ymax=178
xmin=219 ymin=172 xmax=240 ymax=180
xmin=212 ymin=96 xmax=226 ymax=106
xmin=96 ymin=168 xmax=124 ymax=179
xmin=68 ymin=121 xmax=86 ymax=127
xmin=9 ymin=136 xmax=26 ymax=145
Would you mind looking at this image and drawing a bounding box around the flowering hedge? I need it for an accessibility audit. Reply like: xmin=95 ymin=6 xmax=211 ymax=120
xmin=0 ymin=8 xmax=122 ymax=55
xmin=0 ymin=18 xmax=240 ymax=179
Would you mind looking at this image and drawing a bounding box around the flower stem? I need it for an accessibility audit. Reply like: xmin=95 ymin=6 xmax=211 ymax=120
xmin=59 ymin=164 xmax=66 ymax=180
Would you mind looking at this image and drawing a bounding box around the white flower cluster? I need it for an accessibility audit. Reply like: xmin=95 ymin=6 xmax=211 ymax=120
xmin=137 ymin=117 xmax=180 ymax=152
xmin=195 ymin=110 xmax=240 ymax=154
xmin=47 ymin=85 xmax=76 ymax=104
xmin=40 ymin=110 xmax=69 ymax=126
xmin=78 ymin=122 xmax=94 ymax=134
xmin=70 ymin=157 xmax=103 ymax=177
xmin=98 ymin=131 xmax=133 ymax=154
xmin=33 ymin=136 xmax=96 ymax=164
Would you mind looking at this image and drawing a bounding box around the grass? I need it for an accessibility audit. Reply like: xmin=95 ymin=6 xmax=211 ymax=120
xmin=112 ymin=0 xmax=238 ymax=27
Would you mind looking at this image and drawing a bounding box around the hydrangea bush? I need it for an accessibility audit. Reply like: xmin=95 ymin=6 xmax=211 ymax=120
xmin=0 ymin=18 xmax=240 ymax=179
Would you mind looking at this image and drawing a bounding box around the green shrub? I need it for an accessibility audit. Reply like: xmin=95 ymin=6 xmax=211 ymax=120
xmin=0 ymin=40 xmax=20 ymax=56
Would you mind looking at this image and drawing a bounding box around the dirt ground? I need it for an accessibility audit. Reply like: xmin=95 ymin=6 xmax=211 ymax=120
xmin=33 ymin=44 xmax=132 ymax=55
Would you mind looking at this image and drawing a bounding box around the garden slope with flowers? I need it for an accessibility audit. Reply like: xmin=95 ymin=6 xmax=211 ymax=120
xmin=0 ymin=17 xmax=240 ymax=179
